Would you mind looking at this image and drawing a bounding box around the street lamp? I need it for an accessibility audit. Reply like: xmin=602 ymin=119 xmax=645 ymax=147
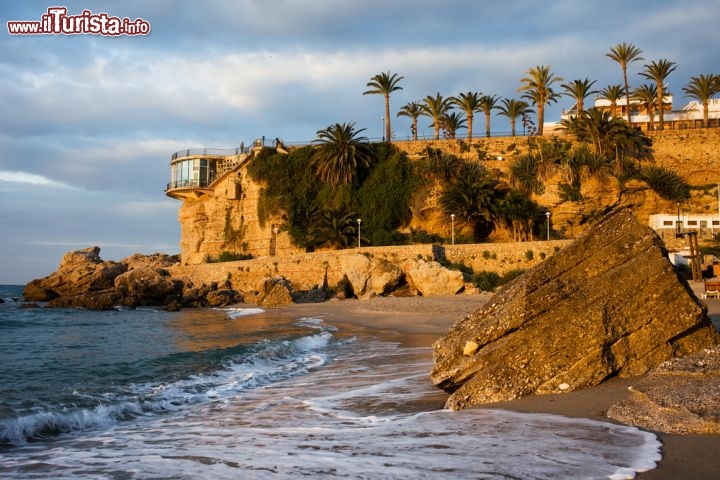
xmin=450 ymin=213 xmax=455 ymax=245
xmin=545 ymin=211 xmax=551 ymax=241
xmin=357 ymin=218 xmax=362 ymax=249
xmin=381 ymin=116 xmax=385 ymax=142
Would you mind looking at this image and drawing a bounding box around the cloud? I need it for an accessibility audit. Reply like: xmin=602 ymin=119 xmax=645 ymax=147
xmin=0 ymin=170 xmax=76 ymax=189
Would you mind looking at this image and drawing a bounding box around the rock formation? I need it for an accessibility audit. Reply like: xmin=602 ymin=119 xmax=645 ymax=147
xmin=24 ymin=247 xmax=240 ymax=310
xmin=431 ymin=209 xmax=720 ymax=410
xmin=24 ymin=247 xmax=127 ymax=301
xmin=407 ymin=259 xmax=464 ymax=296
xmin=341 ymin=254 xmax=404 ymax=298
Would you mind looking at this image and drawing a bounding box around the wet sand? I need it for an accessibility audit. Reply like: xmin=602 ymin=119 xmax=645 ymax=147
xmin=274 ymin=294 xmax=720 ymax=480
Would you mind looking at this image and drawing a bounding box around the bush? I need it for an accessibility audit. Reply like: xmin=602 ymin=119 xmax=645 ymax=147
xmin=204 ymin=251 xmax=254 ymax=263
xmin=501 ymin=269 xmax=526 ymax=284
xmin=472 ymin=271 xmax=500 ymax=291
xmin=525 ymin=250 xmax=534 ymax=261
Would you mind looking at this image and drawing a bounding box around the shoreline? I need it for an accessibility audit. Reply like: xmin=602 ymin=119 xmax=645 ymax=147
xmin=271 ymin=294 xmax=720 ymax=480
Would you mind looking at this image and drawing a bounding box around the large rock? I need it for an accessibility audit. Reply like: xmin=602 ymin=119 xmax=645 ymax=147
xmin=24 ymin=247 xmax=127 ymax=301
xmin=114 ymin=267 xmax=179 ymax=303
xmin=205 ymin=289 xmax=242 ymax=307
xmin=121 ymin=252 xmax=179 ymax=270
xmin=340 ymin=254 xmax=404 ymax=298
xmin=407 ymin=259 xmax=464 ymax=296
xmin=607 ymin=346 xmax=720 ymax=434
xmin=431 ymin=209 xmax=720 ymax=410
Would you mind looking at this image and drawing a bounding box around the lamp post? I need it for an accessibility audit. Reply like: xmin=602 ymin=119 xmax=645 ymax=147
xmin=545 ymin=211 xmax=551 ymax=241
xmin=450 ymin=213 xmax=455 ymax=245
xmin=357 ymin=218 xmax=362 ymax=249
xmin=381 ymin=116 xmax=385 ymax=142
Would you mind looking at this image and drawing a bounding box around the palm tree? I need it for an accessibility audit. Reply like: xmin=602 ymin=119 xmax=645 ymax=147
xmin=396 ymin=101 xmax=424 ymax=140
xmin=683 ymin=74 xmax=720 ymax=127
xmin=440 ymin=161 xmax=502 ymax=240
xmin=561 ymin=78 xmax=598 ymax=117
xmin=363 ymin=71 xmax=404 ymax=142
xmin=633 ymin=83 xmax=658 ymax=131
xmin=477 ymin=94 xmax=500 ymax=138
xmin=439 ymin=111 xmax=467 ymax=139
xmin=421 ymin=93 xmax=452 ymax=140
xmin=496 ymin=98 xmax=532 ymax=136
xmin=606 ymin=42 xmax=644 ymax=123
xmin=640 ymin=59 xmax=677 ymax=130
xmin=311 ymin=209 xmax=360 ymax=249
xmin=449 ymin=91 xmax=483 ymax=140
xmin=310 ymin=122 xmax=374 ymax=187
xmin=598 ymin=84 xmax=624 ymax=117
xmin=518 ymin=65 xmax=563 ymax=135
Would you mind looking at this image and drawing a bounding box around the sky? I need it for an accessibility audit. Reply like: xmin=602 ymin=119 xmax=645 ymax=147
xmin=1 ymin=0 xmax=718 ymax=284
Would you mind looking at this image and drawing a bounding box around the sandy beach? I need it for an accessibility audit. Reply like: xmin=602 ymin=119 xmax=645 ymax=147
xmin=276 ymin=294 xmax=720 ymax=480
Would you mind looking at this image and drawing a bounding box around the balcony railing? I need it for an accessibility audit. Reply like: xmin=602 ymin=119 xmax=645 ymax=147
xmin=166 ymin=174 xmax=217 ymax=192
xmin=171 ymin=147 xmax=250 ymax=161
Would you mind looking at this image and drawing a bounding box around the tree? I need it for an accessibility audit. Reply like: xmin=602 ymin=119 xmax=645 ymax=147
xmin=640 ymin=166 xmax=690 ymax=202
xmin=562 ymin=108 xmax=652 ymax=166
xmin=363 ymin=71 xmax=404 ymax=142
xmin=477 ymin=94 xmax=500 ymax=138
xmin=606 ymin=42 xmax=644 ymax=123
xmin=396 ymin=101 xmax=424 ymax=140
xmin=496 ymin=98 xmax=532 ymax=136
xmin=499 ymin=190 xmax=540 ymax=242
xmin=421 ymin=93 xmax=452 ymax=140
xmin=633 ymin=83 xmax=658 ymax=131
xmin=640 ymin=59 xmax=677 ymax=130
xmin=518 ymin=65 xmax=563 ymax=135
xmin=310 ymin=209 xmax=360 ymax=249
xmin=598 ymin=84 xmax=624 ymax=117
xmin=311 ymin=122 xmax=374 ymax=187
xmin=440 ymin=161 xmax=503 ymax=241
xmin=561 ymin=78 xmax=598 ymax=117
xmin=439 ymin=111 xmax=467 ymax=139
xmin=683 ymin=74 xmax=720 ymax=127
xmin=449 ymin=91 xmax=483 ymax=140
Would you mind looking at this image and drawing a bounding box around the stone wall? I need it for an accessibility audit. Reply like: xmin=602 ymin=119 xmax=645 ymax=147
xmin=167 ymin=240 xmax=570 ymax=294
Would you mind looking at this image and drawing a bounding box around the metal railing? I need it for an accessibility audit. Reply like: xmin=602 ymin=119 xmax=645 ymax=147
xmin=171 ymin=147 xmax=251 ymax=161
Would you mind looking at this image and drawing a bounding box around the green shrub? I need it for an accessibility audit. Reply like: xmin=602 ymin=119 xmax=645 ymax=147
xmin=204 ymin=251 xmax=254 ymax=263
xmin=525 ymin=250 xmax=534 ymax=261
xmin=472 ymin=271 xmax=500 ymax=291
xmin=540 ymin=252 xmax=546 ymax=260
xmin=501 ymin=269 xmax=526 ymax=284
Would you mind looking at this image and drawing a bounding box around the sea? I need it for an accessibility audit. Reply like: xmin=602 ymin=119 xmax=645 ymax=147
xmin=0 ymin=284 xmax=661 ymax=479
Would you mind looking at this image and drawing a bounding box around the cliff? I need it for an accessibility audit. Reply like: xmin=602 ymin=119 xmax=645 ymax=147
xmin=172 ymin=130 xmax=720 ymax=265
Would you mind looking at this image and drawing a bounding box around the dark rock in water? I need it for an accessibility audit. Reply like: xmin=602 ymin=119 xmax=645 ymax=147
xmin=19 ymin=302 xmax=39 ymax=309
xmin=114 ymin=267 xmax=179 ymax=304
xmin=607 ymin=346 xmax=720 ymax=434
xmin=47 ymin=289 xmax=126 ymax=310
xmin=0 ymin=298 xmax=4 ymax=304
xmin=205 ymin=289 xmax=242 ymax=307
xmin=431 ymin=209 xmax=720 ymax=410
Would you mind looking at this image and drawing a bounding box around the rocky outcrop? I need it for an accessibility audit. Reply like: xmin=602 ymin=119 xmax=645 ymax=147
xmin=340 ymin=254 xmax=404 ymax=298
xmin=24 ymin=247 xmax=128 ymax=301
xmin=24 ymin=247 xmax=240 ymax=310
xmin=431 ymin=209 xmax=720 ymax=410
xmin=114 ymin=267 xmax=179 ymax=304
xmin=407 ymin=259 xmax=464 ymax=296
xmin=607 ymin=346 xmax=720 ymax=434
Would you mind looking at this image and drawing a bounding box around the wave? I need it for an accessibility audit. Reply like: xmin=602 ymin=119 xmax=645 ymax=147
xmin=0 ymin=319 xmax=337 ymax=447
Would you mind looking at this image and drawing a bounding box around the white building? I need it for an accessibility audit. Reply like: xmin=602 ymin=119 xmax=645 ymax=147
xmin=648 ymin=213 xmax=720 ymax=238
xmin=561 ymin=96 xmax=720 ymax=131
